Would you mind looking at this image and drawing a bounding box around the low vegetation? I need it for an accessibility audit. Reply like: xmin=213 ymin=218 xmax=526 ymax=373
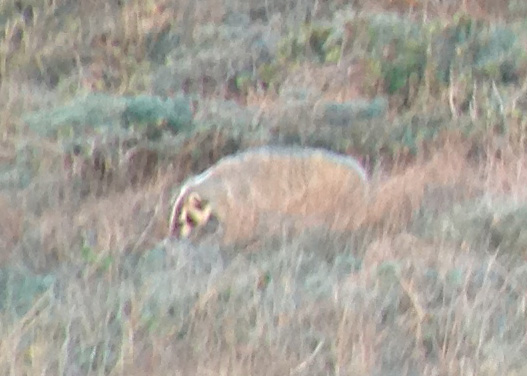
xmin=1 ymin=0 xmax=527 ymax=374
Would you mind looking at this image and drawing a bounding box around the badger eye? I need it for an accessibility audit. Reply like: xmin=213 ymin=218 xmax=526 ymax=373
xmin=184 ymin=211 xmax=198 ymax=226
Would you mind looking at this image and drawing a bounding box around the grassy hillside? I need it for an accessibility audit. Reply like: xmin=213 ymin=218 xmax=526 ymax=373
xmin=1 ymin=0 xmax=527 ymax=374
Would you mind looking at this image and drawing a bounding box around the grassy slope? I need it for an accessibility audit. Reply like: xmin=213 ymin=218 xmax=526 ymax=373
xmin=1 ymin=0 xmax=527 ymax=375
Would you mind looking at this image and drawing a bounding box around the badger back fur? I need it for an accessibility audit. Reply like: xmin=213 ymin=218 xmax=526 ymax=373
xmin=169 ymin=146 xmax=369 ymax=247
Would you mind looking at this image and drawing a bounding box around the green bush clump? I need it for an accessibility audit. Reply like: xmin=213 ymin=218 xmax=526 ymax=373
xmin=23 ymin=93 xmax=127 ymax=138
xmin=381 ymin=39 xmax=427 ymax=96
xmin=0 ymin=266 xmax=55 ymax=320
xmin=305 ymin=12 xmax=527 ymax=108
xmin=387 ymin=113 xmax=448 ymax=155
xmin=24 ymin=93 xmax=194 ymax=141
xmin=358 ymin=14 xmax=428 ymax=100
xmin=277 ymin=24 xmax=336 ymax=63
xmin=121 ymin=95 xmax=194 ymax=139
xmin=434 ymin=14 xmax=525 ymax=85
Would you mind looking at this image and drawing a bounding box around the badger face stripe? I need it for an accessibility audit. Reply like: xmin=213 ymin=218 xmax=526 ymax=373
xmin=171 ymin=217 xmax=185 ymax=238
xmin=184 ymin=193 xmax=212 ymax=225
xmin=173 ymin=192 xmax=214 ymax=238
xmin=179 ymin=221 xmax=193 ymax=238
xmin=173 ymin=207 xmax=195 ymax=239
xmin=169 ymin=190 xmax=203 ymax=238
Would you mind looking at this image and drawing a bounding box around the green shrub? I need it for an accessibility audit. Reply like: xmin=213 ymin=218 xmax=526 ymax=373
xmin=0 ymin=266 xmax=55 ymax=319
xmin=24 ymin=93 xmax=194 ymax=141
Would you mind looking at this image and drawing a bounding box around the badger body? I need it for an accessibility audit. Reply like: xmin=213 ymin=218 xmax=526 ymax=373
xmin=169 ymin=146 xmax=369 ymax=247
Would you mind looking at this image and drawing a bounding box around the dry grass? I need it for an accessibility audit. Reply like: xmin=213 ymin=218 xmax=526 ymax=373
xmin=1 ymin=0 xmax=527 ymax=375
xmin=4 ymin=138 xmax=526 ymax=375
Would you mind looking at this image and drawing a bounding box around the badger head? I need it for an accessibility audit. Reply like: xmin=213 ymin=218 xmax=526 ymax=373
xmin=169 ymin=191 xmax=215 ymax=239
